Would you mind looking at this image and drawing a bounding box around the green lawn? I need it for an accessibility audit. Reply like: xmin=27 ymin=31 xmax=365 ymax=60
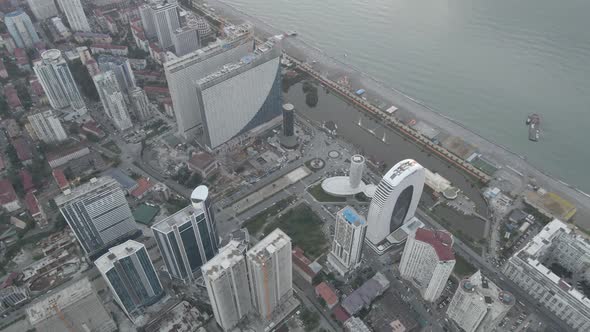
xmin=263 ymin=204 xmax=328 ymax=259
xmin=243 ymin=196 xmax=295 ymax=235
xmin=454 ymin=254 xmax=477 ymax=277
xmin=308 ymin=183 xmax=347 ymax=202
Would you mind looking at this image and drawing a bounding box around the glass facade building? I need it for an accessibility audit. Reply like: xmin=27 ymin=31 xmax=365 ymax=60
xmin=151 ymin=186 xmax=218 ymax=283
xmin=95 ymin=240 xmax=163 ymax=319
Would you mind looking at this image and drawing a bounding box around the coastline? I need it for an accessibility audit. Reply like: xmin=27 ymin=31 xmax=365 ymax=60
xmin=202 ymin=0 xmax=590 ymax=229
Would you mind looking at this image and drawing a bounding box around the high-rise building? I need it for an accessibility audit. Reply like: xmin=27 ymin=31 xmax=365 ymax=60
xmin=152 ymin=2 xmax=180 ymax=50
xmin=97 ymin=55 xmax=136 ymax=94
xmin=349 ymin=155 xmax=366 ymax=189
xmin=196 ymin=44 xmax=282 ymax=149
xmin=93 ymin=71 xmax=133 ymax=131
xmin=503 ymin=219 xmax=590 ymax=330
xmin=151 ymin=186 xmax=218 ymax=283
xmin=280 ymin=103 xmax=297 ymax=148
xmin=139 ymin=4 xmax=156 ymax=39
xmin=27 ymin=0 xmax=59 ymax=20
xmin=57 ymin=0 xmax=91 ymax=32
xmin=366 ymin=159 xmax=425 ymax=245
xmin=327 ymin=206 xmax=367 ymax=276
xmin=55 ymin=177 xmax=138 ymax=257
xmin=95 ymin=240 xmax=163 ymax=320
xmin=446 ymin=271 xmax=514 ymax=332
xmin=27 ymin=109 xmax=68 ymax=143
xmin=164 ymin=24 xmax=253 ymax=140
xmin=399 ymin=228 xmax=455 ymax=302
xmin=246 ymin=228 xmax=293 ymax=321
xmin=34 ymin=49 xmax=86 ymax=111
xmin=129 ymin=87 xmax=151 ymax=122
xmin=4 ymin=10 xmax=40 ymax=48
xmin=202 ymin=240 xmax=252 ymax=331
xmin=172 ymin=25 xmax=200 ymax=57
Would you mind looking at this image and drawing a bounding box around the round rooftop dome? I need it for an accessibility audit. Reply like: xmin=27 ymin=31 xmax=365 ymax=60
xmin=191 ymin=185 xmax=209 ymax=206
xmin=498 ymin=291 xmax=515 ymax=305
xmin=41 ymin=49 xmax=62 ymax=61
xmin=282 ymin=103 xmax=294 ymax=111
xmin=461 ymin=279 xmax=476 ymax=292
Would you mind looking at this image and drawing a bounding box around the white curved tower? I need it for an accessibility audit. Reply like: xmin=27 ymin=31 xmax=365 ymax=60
xmin=349 ymin=155 xmax=366 ymax=189
xmin=366 ymin=159 xmax=425 ymax=245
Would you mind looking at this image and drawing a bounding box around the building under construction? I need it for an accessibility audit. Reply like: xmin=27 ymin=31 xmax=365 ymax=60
xmin=25 ymin=277 xmax=116 ymax=332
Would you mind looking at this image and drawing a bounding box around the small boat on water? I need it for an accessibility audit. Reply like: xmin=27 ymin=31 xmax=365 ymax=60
xmin=526 ymin=113 xmax=541 ymax=142
xmin=284 ymin=30 xmax=297 ymax=37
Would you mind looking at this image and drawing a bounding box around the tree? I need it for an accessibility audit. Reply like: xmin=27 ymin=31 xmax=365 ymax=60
xmin=300 ymin=308 xmax=320 ymax=331
xmin=187 ymin=172 xmax=203 ymax=188
xmin=15 ymin=83 xmax=32 ymax=110
xmin=30 ymin=149 xmax=50 ymax=188
xmin=305 ymin=89 xmax=319 ymax=108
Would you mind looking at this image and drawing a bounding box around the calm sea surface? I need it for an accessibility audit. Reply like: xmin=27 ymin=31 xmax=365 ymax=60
xmin=224 ymin=0 xmax=590 ymax=191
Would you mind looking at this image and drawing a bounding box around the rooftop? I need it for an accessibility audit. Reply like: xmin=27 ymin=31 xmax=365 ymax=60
xmin=247 ymin=228 xmax=291 ymax=264
xmin=151 ymin=204 xmax=202 ymax=233
xmin=338 ymin=206 xmax=366 ymax=226
xmin=315 ymin=282 xmax=338 ymax=307
xmin=414 ymin=228 xmax=455 ymax=261
xmin=201 ymin=240 xmax=247 ymax=280
xmin=24 ymin=192 xmax=40 ymax=215
xmin=342 ymin=272 xmax=390 ymax=315
xmin=384 ymin=159 xmax=424 ymax=186
xmin=55 ymin=176 xmax=118 ymax=206
xmin=0 ymin=179 xmax=17 ymax=205
xmin=52 ymin=168 xmax=69 ymax=189
xmin=104 ymin=168 xmax=138 ymax=191
xmin=94 ymin=240 xmax=145 ymax=272
xmin=131 ymin=177 xmax=154 ymax=198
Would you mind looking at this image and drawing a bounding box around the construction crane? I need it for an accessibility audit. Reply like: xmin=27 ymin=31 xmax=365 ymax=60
xmin=52 ymin=302 xmax=76 ymax=332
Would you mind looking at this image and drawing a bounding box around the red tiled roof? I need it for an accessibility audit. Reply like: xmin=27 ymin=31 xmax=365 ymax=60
xmin=131 ymin=177 xmax=154 ymax=198
xmin=81 ymin=121 xmax=105 ymax=137
xmin=29 ymin=78 xmax=45 ymax=96
xmin=414 ymin=228 xmax=455 ymax=261
xmin=315 ymin=282 xmax=338 ymax=307
xmin=46 ymin=144 xmax=87 ymax=162
xmin=332 ymin=305 xmax=350 ymax=323
xmin=4 ymin=85 xmax=21 ymax=108
xmin=19 ymin=169 xmax=34 ymax=192
xmin=24 ymin=191 xmax=40 ymax=216
xmin=12 ymin=138 xmax=32 ymax=162
xmin=292 ymin=246 xmax=317 ymax=278
xmin=52 ymin=169 xmax=69 ymax=189
xmin=0 ymin=179 xmax=17 ymax=205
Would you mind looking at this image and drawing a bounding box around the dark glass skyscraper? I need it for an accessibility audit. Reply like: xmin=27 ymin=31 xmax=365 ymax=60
xmin=151 ymin=186 xmax=218 ymax=282
xmin=95 ymin=240 xmax=163 ymax=320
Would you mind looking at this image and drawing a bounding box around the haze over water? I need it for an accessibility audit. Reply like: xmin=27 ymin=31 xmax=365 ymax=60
xmin=224 ymin=0 xmax=590 ymax=191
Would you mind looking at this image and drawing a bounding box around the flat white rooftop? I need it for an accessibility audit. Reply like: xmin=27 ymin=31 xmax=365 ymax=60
xmin=247 ymin=228 xmax=290 ymax=264
xmin=321 ymin=176 xmax=376 ymax=197
xmin=94 ymin=240 xmax=144 ymax=272
xmin=201 ymin=240 xmax=246 ymax=280
xmin=151 ymin=204 xmax=202 ymax=233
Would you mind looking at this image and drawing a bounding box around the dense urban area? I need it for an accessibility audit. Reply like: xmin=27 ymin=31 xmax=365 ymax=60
xmin=0 ymin=0 xmax=588 ymax=332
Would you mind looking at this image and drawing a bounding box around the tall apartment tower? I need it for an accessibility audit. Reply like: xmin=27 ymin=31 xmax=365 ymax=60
xmin=27 ymin=109 xmax=68 ymax=143
xmin=34 ymin=49 xmax=85 ymax=111
xmin=55 ymin=177 xmax=138 ymax=257
xmin=27 ymin=0 xmax=59 ymax=21
xmin=93 ymin=71 xmax=133 ymax=131
xmin=172 ymin=25 xmax=201 ymax=57
xmin=97 ymin=55 xmax=136 ymax=95
xmin=327 ymin=206 xmax=367 ymax=276
xmin=139 ymin=4 xmax=157 ymax=39
xmin=57 ymin=0 xmax=91 ymax=32
xmin=151 ymin=186 xmax=218 ymax=283
xmin=202 ymin=240 xmax=252 ymax=331
xmin=349 ymin=155 xmax=366 ymax=189
xmin=4 ymin=10 xmax=40 ymax=48
xmin=280 ymin=103 xmax=297 ymax=148
xmin=399 ymin=228 xmax=455 ymax=302
xmin=152 ymin=2 xmax=180 ymax=50
xmin=95 ymin=240 xmax=164 ymax=320
xmin=129 ymin=87 xmax=151 ymax=122
xmin=246 ymin=228 xmax=293 ymax=321
xmin=164 ymin=24 xmax=253 ymax=140
xmin=446 ymin=271 xmax=515 ymax=332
